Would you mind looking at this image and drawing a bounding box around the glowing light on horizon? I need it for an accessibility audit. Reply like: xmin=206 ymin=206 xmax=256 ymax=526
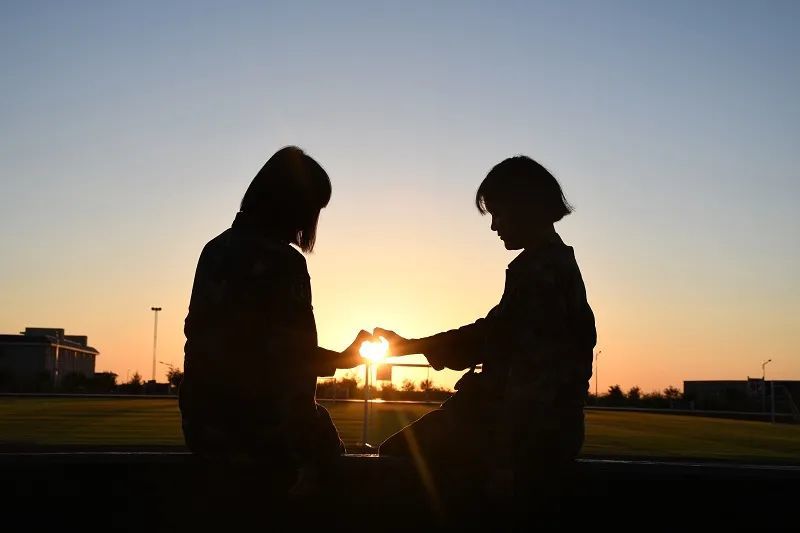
xmin=359 ymin=337 xmax=389 ymax=362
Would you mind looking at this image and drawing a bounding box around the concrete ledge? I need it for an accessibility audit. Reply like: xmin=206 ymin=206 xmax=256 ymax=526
xmin=2 ymin=450 xmax=799 ymax=476
xmin=1 ymin=451 xmax=797 ymax=531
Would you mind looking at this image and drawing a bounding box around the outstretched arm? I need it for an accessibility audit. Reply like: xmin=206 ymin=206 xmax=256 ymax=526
xmin=313 ymin=330 xmax=376 ymax=376
xmin=374 ymin=311 xmax=495 ymax=371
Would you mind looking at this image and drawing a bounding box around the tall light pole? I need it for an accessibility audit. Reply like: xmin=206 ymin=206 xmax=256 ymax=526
xmin=151 ymin=307 xmax=162 ymax=382
xmin=159 ymin=361 xmax=174 ymax=393
xmin=594 ymin=350 xmax=602 ymax=402
xmin=761 ymin=358 xmax=772 ymax=380
xmin=363 ymin=359 xmax=370 ymax=452
xmin=359 ymin=338 xmax=388 ymax=453
xmin=761 ymin=359 xmax=772 ymax=413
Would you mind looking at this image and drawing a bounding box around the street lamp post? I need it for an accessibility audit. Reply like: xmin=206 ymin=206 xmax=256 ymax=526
xmin=359 ymin=338 xmax=388 ymax=453
xmin=159 ymin=361 xmax=173 ymax=394
xmin=761 ymin=359 xmax=772 ymax=413
xmin=151 ymin=307 xmax=162 ymax=382
xmin=362 ymin=359 xmax=370 ymax=452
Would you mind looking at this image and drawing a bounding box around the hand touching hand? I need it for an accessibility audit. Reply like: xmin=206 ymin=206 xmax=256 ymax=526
xmin=336 ymin=330 xmax=373 ymax=369
xmin=374 ymin=328 xmax=445 ymax=370
xmin=372 ymin=328 xmax=411 ymax=357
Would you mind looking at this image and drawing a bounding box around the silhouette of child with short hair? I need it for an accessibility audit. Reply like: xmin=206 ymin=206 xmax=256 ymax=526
xmin=376 ymin=155 xmax=596 ymax=523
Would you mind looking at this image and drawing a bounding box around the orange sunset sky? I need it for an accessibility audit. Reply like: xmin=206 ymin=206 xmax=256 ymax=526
xmin=2 ymin=2 xmax=798 ymax=393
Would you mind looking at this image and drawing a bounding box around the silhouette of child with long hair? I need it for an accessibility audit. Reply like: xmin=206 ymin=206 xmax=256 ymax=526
xmin=180 ymin=146 xmax=369 ymax=497
xmin=376 ymin=156 xmax=596 ymax=523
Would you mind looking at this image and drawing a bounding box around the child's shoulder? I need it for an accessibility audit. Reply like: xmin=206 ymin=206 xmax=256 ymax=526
xmin=513 ymin=238 xmax=578 ymax=279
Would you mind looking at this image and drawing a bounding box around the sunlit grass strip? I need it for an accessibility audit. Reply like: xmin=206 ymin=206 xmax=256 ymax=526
xmin=1 ymin=398 xmax=799 ymax=464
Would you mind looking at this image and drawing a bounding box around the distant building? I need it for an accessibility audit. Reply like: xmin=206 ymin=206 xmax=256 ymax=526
xmin=684 ymin=379 xmax=800 ymax=414
xmin=0 ymin=327 xmax=99 ymax=387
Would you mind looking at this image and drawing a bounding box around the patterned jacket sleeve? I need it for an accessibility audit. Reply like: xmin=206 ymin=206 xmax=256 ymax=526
xmin=422 ymin=306 xmax=499 ymax=371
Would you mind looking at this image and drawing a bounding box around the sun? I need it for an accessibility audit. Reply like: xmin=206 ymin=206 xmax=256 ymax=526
xmin=359 ymin=337 xmax=389 ymax=362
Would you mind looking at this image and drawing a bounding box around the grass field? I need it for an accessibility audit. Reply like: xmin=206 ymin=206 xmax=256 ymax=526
xmin=2 ymin=397 xmax=799 ymax=464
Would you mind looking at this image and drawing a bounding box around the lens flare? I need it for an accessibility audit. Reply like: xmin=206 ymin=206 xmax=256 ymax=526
xmin=359 ymin=337 xmax=389 ymax=362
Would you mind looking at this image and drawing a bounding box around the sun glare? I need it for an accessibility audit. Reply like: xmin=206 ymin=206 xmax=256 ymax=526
xmin=359 ymin=337 xmax=389 ymax=362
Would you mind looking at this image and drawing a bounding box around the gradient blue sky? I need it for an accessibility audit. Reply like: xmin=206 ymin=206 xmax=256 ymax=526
xmin=1 ymin=1 xmax=798 ymax=392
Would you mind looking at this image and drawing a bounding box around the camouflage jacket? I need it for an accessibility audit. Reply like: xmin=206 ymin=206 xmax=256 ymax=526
xmin=179 ymin=212 xmax=338 ymax=459
xmin=425 ymin=234 xmax=596 ymax=428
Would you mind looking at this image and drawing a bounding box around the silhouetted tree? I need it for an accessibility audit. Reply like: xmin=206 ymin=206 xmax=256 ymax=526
xmin=119 ymin=372 xmax=144 ymax=394
xmin=606 ymin=384 xmax=625 ymax=406
xmin=641 ymin=390 xmax=667 ymax=408
xmin=88 ymin=372 xmax=117 ymax=393
xmin=380 ymin=381 xmax=397 ymax=400
xmin=419 ymin=379 xmax=433 ymax=392
xmin=401 ymin=379 xmax=416 ymax=392
xmin=426 ymin=384 xmax=453 ymax=402
xmin=627 ymin=386 xmax=642 ymax=404
xmin=663 ymin=386 xmax=682 ymax=400
xmin=164 ymin=365 xmax=184 ymax=393
xmin=339 ymin=372 xmax=360 ymax=398
xmin=315 ymin=378 xmax=337 ymax=399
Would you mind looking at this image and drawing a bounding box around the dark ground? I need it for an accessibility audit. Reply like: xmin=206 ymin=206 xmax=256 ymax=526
xmin=2 ymin=452 xmax=798 ymax=531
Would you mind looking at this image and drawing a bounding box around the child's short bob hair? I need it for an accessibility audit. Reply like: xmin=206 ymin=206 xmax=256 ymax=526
xmin=240 ymin=146 xmax=332 ymax=252
xmin=476 ymin=155 xmax=573 ymax=223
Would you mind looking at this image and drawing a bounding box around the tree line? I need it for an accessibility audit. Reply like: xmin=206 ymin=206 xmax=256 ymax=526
xmin=1 ymin=367 xmax=686 ymax=410
xmin=589 ymin=384 xmax=685 ymax=408
xmin=0 ymin=366 xmax=184 ymax=394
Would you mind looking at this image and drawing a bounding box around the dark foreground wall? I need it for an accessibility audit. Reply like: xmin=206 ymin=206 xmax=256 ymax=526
xmin=1 ymin=453 xmax=798 ymax=532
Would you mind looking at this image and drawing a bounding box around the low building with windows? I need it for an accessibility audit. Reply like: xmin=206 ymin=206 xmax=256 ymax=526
xmin=684 ymin=378 xmax=800 ymax=415
xmin=0 ymin=327 xmax=99 ymax=387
